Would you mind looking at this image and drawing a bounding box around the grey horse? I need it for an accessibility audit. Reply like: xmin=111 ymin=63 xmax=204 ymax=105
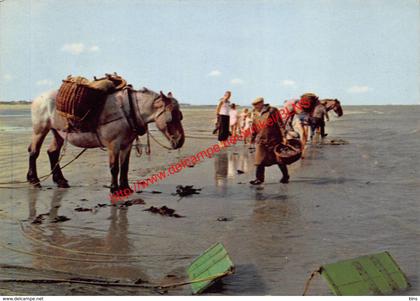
xmin=27 ymin=87 xmax=185 ymax=193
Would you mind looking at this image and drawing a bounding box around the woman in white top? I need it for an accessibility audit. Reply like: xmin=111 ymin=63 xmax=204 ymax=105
xmin=215 ymin=91 xmax=231 ymax=141
xmin=229 ymin=103 xmax=239 ymax=136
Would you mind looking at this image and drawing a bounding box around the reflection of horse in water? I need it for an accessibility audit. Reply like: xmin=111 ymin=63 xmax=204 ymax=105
xmin=26 ymin=188 xmax=148 ymax=281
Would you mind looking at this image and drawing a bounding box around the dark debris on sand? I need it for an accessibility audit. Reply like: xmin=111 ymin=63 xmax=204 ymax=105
xmin=51 ymin=216 xmax=71 ymax=223
xmin=323 ymin=139 xmax=349 ymax=145
xmin=31 ymin=213 xmax=49 ymax=224
xmin=32 ymin=213 xmax=71 ymax=224
xmin=173 ymin=185 xmax=201 ymax=197
xmin=73 ymin=199 xmax=146 ymax=212
xmin=117 ymin=198 xmax=146 ymax=208
xmin=144 ymin=206 xmax=184 ymax=218
xmin=74 ymin=207 xmax=93 ymax=212
xmin=217 ymin=217 xmax=232 ymax=222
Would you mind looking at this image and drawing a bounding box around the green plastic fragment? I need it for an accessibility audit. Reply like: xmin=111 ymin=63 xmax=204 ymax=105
xmin=320 ymin=251 xmax=410 ymax=295
xmin=187 ymin=242 xmax=235 ymax=294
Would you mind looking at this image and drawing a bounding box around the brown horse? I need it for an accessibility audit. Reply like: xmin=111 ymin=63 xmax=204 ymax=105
xmin=320 ymin=98 xmax=343 ymax=117
xmin=283 ymin=98 xmax=343 ymax=129
xmin=27 ymin=87 xmax=184 ymax=193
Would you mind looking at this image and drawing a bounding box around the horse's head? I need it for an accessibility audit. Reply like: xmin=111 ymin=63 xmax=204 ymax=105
xmin=322 ymin=98 xmax=343 ymax=117
xmin=135 ymin=88 xmax=185 ymax=149
xmin=151 ymin=91 xmax=185 ymax=149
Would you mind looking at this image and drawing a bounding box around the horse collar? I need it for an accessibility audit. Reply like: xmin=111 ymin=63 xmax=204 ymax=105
xmin=125 ymin=88 xmax=146 ymax=136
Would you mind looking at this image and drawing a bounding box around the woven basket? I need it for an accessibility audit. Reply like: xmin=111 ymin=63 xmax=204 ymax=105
xmin=56 ymin=79 xmax=106 ymax=121
xmin=274 ymin=138 xmax=302 ymax=165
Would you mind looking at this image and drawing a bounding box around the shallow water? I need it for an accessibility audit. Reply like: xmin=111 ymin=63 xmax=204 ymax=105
xmin=0 ymin=105 xmax=419 ymax=295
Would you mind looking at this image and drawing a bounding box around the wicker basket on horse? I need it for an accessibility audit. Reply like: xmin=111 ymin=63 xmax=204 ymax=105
xmin=299 ymin=93 xmax=319 ymax=113
xmin=274 ymin=138 xmax=302 ymax=165
xmin=56 ymin=76 xmax=107 ymax=123
xmin=55 ymin=74 xmax=127 ymax=131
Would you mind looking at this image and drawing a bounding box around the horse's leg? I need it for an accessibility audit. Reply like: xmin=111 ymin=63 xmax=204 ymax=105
xmin=47 ymin=129 xmax=69 ymax=188
xmin=108 ymin=143 xmax=120 ymax=193
xmin=119 ymin=143 xmax=133 ymax=193
xmin=27 ymin=128 xmax=49 ymax=187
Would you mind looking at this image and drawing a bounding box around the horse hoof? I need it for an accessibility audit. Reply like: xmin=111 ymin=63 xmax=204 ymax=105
xmin=57 ymin=181 xmax=70 ymax=188
xmin=119 ymin=186 xmax=134 ymax=197
xmin=280 ymin=176 xmax=290 ymax=184
xmin=30 ymin=181 xmax=42 ymax=188
xmin=28 ymin=177 xmax=41 ymax=188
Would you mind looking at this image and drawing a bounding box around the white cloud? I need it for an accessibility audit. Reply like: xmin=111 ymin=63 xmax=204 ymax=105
xmin=61 ymin=43 xmax=100 ymax=55
xmin=36 ymin=79 xmax=53 ymax=86
xmin=281 ymin=79 xmax=297 ymax=87
xmin=208 ymin=70 xmax=221 ymax=77
xmin=88 ymin=45 xmax=100 ymax=52
xmin=347 ymin=85 xmax=371 ymax=93
xmin=230 ymin=78 xmax=244 ymax=85
xmin=61 ymin=43 xmax=85 ymax=55
xmin=3 ymin=74 xmax=13 ymax=81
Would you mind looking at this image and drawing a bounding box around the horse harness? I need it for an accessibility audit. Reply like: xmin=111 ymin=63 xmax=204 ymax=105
xmin=122 ymin=87 xmax=147 ymax=136
xmin=96 ymin=88 xmax=170 ymax=150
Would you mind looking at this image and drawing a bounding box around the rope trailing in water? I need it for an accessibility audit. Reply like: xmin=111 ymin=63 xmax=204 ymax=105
xmin=0 ymin=213 xmax=192 ymax=261
xmin=0 ymin=134 xmax=87 ymax=187
xmin=184 ymin=135 xmax=215 ymax=140
xmin=0 ymin=240 xmax=140 ymax=263
xmin=0 ymin=270 xmax=233 ymax=291
xmin=302 ymin=268 xmax=322 ymax=296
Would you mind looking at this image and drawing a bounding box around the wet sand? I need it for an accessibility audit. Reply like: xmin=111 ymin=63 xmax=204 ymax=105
xmin=0 ymin=105 xmax=419 ymax=295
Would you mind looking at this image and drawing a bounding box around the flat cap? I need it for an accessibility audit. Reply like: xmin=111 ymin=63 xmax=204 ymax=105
xmin=252 ymin=97 xmax=264 ymax=105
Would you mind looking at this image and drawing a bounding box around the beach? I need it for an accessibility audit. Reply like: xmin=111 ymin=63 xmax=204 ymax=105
xmin=0 ymin=104 xmax=419 ymax=295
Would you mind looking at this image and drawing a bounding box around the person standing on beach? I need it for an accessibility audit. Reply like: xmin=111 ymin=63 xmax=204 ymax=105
xmin=310 ymin=101 xmax=329 ymax=140
xmin=295 ymin=93 xmax=318 ymax=147
xmin=215 ymin=91 xmax=231 ymax=142
xmin=241 ymin=109 xmax=253 ymax=144
xmin=249 ymin=97 xmax=289 ymax=185
xmin=239 ymin=108 xmax=249 ymax=130
xmin=229 ymin=103 xmax=239 ymax=136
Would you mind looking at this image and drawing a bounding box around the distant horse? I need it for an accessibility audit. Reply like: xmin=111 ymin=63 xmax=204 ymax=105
xmin=27 ymin=88 xmax=184 ymax=193
xmin=283 ymin=98 xmax=343 ymax=130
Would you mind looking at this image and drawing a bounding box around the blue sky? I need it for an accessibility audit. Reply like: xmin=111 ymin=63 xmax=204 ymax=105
xmin=0 ymin=0 xmax=418 ymax=105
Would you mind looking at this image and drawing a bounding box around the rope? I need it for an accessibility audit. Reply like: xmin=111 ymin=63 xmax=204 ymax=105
xmin=134 ymin=136 xmax=143 ymax=157
xmin=0 ymin=240 xmax=139 ymax=263
xmin=302 ymin=268 xmax=321 ymax=296
xmin=0 ymin=213 xmax=192 ymax=260
xmin=184 ymin=135 xmax=215 ymax=140
xmin=0 ymin=134 xmax=87 ymax=187
xmin=147 ymin=129 xmax=172 ymax=150
xmin=0 ymin=213 xmax=234 ymax=290
xmin=0 ymin=271 xmax=233 ymax=291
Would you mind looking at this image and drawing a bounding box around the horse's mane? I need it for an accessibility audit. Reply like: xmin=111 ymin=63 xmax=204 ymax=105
xmin=137 ymin=86 xmax=157 ymax=96
xmin=320 ymin=98 xmax=339 ymax=106
xmin=135 ymin=87 xmax=180 ymax=108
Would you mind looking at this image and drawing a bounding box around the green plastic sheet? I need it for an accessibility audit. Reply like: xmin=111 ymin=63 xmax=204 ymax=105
xmin=320 ymin=251 xmax=410 ymax=295
xmin=187 ymin=242 xmax=235 ymax=294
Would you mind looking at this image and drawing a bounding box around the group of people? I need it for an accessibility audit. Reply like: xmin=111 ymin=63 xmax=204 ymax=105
xmin=213 ymin=91 xmax=331 ymax=185
xmin=214 ymin=91 xmax=255 ymax=144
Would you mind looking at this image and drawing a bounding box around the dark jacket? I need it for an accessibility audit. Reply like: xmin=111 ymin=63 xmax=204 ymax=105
xmin=252 ymin=104 xmax=285 ymax=166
